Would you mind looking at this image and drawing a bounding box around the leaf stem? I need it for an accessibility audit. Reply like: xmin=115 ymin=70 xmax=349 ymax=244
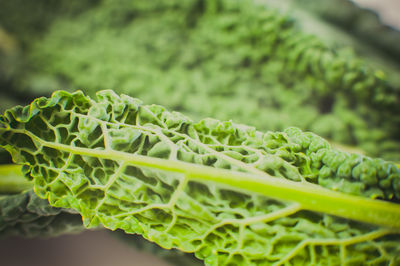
xmin=0 ymin=164 xmax=33 ymax=194
xmin=23 ymin=131 xmax=400 ymax=230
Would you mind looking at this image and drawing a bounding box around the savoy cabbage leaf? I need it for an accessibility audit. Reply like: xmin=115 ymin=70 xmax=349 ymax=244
xmin=0 ymin=90 xmax=399 ymax=265
xmin=10 ymin=0 xmax=400 ymax=160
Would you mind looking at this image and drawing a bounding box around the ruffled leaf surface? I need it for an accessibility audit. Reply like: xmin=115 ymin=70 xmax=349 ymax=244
xmin=5 ymin=0 xmax=399 ymax=160
xmin=0 ymin=90 xmax=399 ymax=265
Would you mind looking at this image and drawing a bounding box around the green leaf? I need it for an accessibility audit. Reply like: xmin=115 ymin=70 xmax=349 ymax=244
xmin=0 ymin=189 xmax=84 ymax=238
xmin=1 ymin=90 xmax=400 ymax=265
xmin=12 ymin=0 xmax=400 ymax=160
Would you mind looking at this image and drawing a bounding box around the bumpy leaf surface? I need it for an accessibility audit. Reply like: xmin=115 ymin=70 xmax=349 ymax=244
xmin=19 ymin=0 xmax=400 ymax=160
xmin=0 ymin=90 xmax=400 ymax=265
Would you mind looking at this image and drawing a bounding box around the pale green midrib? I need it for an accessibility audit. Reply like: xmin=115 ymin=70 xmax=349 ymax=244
xmin=16 ymin=129 xmax=400 ymax=230
xmin=74 ymin=112 xmax=274 ymax=178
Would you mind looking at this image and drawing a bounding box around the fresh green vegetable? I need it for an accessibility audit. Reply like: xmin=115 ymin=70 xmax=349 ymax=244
xmin=1 ymin=90 xmax=399 ymax=265
xmin=1 ymin=0 xmax=400 ymax=264
xmin=16 ymin=0 xmax=400 ymax=161
xmin=0 ymin=166 xmax=200 ymax=265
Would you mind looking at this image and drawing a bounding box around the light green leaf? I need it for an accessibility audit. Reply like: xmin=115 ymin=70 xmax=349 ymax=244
xmin=0 ymin=90 xmax=399 ymax=265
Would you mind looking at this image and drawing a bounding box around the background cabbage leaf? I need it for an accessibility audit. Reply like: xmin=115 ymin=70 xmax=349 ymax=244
xmin=0 ymin=189 xmax=84 ymax=238
xmin=1 ymin=0 xmax=399 ymax=160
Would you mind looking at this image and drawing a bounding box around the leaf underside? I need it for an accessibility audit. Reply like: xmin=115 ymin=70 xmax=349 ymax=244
xmin=0 ymin=190 xmax=84 ymax=238
xmin=0 ymin=90 xmax=399 ymax=265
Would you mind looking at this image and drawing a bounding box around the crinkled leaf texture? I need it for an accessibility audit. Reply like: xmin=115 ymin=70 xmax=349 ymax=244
xmin=0 ymin=90 xmax=400 ymax=265
xmin=22 ymin=0 xmax=400 ymax=160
